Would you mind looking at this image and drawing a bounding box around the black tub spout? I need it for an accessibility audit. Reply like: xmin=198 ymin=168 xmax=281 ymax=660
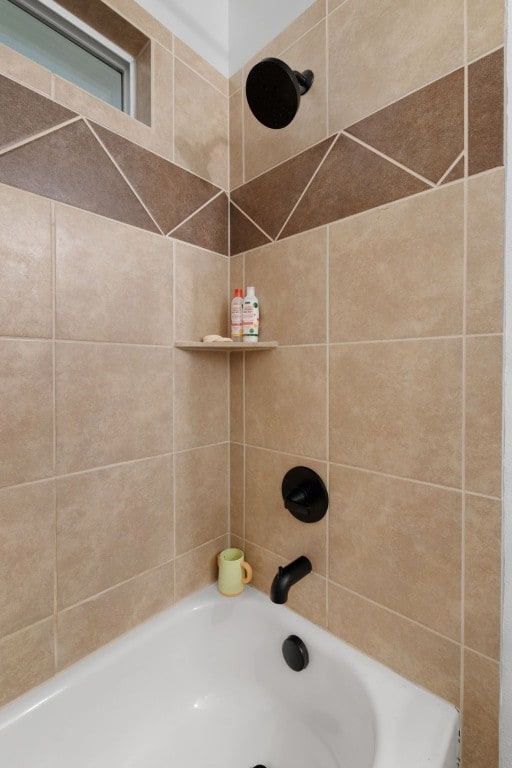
xmin=270 ymin=556 xmax=312 ymax=604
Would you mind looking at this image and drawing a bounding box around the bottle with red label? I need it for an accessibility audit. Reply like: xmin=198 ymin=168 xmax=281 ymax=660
xmin=231 ymin=288 xmax=244 ymax=340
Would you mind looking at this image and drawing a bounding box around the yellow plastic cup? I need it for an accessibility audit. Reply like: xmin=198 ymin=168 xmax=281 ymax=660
xmin=217 ymin=547 xmax=253 ymax=596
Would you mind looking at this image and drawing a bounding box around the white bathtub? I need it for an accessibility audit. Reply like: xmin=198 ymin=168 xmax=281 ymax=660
xmin=0 ymin=585 xmax=458 ymax=768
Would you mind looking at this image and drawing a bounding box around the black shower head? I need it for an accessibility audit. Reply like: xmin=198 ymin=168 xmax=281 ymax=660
xmin=245 ymin=57 xmax=314 ymax=129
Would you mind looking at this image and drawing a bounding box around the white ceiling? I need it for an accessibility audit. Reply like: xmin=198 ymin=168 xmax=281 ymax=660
xmin=135 ymin=0 xmax=316 ymax=77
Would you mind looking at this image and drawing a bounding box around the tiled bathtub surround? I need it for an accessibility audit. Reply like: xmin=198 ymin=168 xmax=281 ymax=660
xmin=0 ymin=0 xmax=230 ymax=710
xmin=0 ymin=2 xmax=505 ymax=768
xmin=230 ymin=48 xmax=503 ymax=253
xmin=230 ymin=3 xmax=504 ymax=768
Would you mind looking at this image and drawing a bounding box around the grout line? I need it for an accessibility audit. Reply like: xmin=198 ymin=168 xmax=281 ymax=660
xmin=167 ymin=190 xmax=224 ymax=237
xmin=0 ymin=116 xmax=82 ymax=158
xmin=325 ymin=577 xmax=462 ymax=646
xmin=275 ymin=133 xmax=339 ymax=240
xmin=242 ymin=254 xmax=246 ymax=544
xmin=460 ymin=1 xmax=469 ymax=734
xmin=174 ymin=441 xmax=230 ymax=456
xmin=437 ymin=150 xmax=465 ymax=186
xmin=175 ymin=534 xmax=230 ymax=562
xmin=325 ymin=223 xmax=330 ymax=621
xmin=0 ymin=332 xmax=502 ymax=348
xmin=173 ymin=54 xmax=229 ymax=99
xmin=242 ymin=443 xmax=471 ymax=495
xmin=57 ymin=560 xmax=176 ymax=615
xmin=170 ymin=42 xmax=175 ymax=164
xmin=51 ymin=198 xmax=58 ymax=669
xmin=85 ymin=119 xmax=165 ymax=236
xmin=230 ymin=198 xmax=274 ymax=242
xmin=171 ymin=239 xmax=176 ymax=602
xmin=341 ymin=130 xmax=436 ymax=187
xmin=466 ymin=42 xmax=504 ymax=67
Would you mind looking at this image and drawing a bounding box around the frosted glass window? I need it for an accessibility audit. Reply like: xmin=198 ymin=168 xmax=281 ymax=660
xmin=0 ymin=0 xmax=130 ymax=112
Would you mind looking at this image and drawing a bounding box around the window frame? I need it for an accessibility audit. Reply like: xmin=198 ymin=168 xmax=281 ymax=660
xmin=4 ymin=0 xmax=136 ymax=115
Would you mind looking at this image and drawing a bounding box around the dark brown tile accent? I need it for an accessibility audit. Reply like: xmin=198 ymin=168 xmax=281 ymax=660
xmin=280 ymin=134 xmax=428 ymax=239
xmin=171 ymin=193 xmax=229 ymax=255
xmin=346 ymin=69 xmax=464 ymax=184
xmin=57 ymin=0 xmax=148 ymax=56
xmin=469 ymin=48 xmax=504 ymax=176
xmin=0 ymin=120 xmax=158 ymax=232
xmin=230 ymin=204 xmax=272 ymax=255
xmin=91 ymin=122 xmax=220 ymax=235
xmin=230 ymin=136 xmax=336 ymax=239
xmin=442 ymin=156 xmax=465 ymax=185
xmin=0 ymin=75 xmax=76 ymax=152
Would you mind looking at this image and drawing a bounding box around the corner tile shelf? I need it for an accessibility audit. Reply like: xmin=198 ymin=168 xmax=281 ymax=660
xmin=174 ymin=341 xmax=278 ymax=351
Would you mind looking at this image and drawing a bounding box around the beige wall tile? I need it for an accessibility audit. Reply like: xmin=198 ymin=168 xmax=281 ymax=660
xmin=174 ymin=59 xmax=228 ymax=189
xmin=0 ymin=482 xmax=55 ymax=638
xmin=0 ymin=620 xmax=55 ymax=707
xmin=102 ymin=0 xmax=173 ymax=50
xmin=244 ymin=22 xmax=328 ymax=180
xmin=229 ymin=90 xmax=244 ymax=190
xmin=244 ymin=0 xmax=326 ymax=73
xmin=230 ymin=442 xmax=244 ymax=538
xmin=329 ymin=466 xmax=461 ymax=639
xmin=328 ymin=582 xmax=460 ymax=703
xmin=0 ymin=43 xmax=52 ymax=95
xmin=174 ymin=242 xmax=228 ymax=341
xmin=56 ymin=205 xmax=173 ymax=345
xmin=245 ymin=346 xmax=328 ymax=459
xmin=175 ymin=534 xmax=229 ymax=601
xmin=329 ymin=185 xmax=464 ymax=341
xmin=245 ymin=447 xmax=328 ymax=575
xmin=467 ymin=169 xmax=504 ymax=335
xmin=245 ymin=542 xmax=327 ymax=626
xmin=56 ymin=343 xmax=172 ymax=474
xmin=245 ymin=228 xmax=327 ymax=345
xmin=467 ymin=0 xmax=504 ymax=62
xmin=57 ymin=456 xmax=173 ymax=609
xmin=465 ymin=335 xmax=502 ymax=497
xmin=462 ymin=650 xmax=500 ymax=768
xmin=175 ymin=443 xmax=229 ymax=554
xmin=150 ymin=43 xmax=174 ymax=160
xmin=174 ymin=37 xmax=228 ymax=95
xmin=173 ymin=350 xmax=228 ymax=450
xmin=57 ymin=563 xmax=174 ymax=669
xmin=0 ymin=184 xmax=52 ymax=339
xmin=465 ymin=495 xmax=501 ymax=659
xmin=330 ymin=339 xmax=462 ymax=487
xmin=328 ymin=0 xmax=464 ymax=131
xmin=135 ymin=41 xmax=151 ymax=126
xmin=0 ymin=340 xmax=53 ymax=488
xmin=230 ymin=352 xmax=244 ymax=442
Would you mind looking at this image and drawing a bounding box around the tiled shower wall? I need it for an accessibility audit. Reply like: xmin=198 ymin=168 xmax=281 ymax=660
xmin=0 ymin=0 xmax=231 ymax=705
xmin=229 ymin=2 xmax=504 ymax=767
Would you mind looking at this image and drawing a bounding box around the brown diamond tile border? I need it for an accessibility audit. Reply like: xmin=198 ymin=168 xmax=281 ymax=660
xmin=230 ymin=203 xmax=271 ymax=255
xmin=0 ymin=75 xmax=77 ymax=153
xmin=172 ymin=193 xmax=228 ymax=255
xmin=280 ymin=134 xmax=428 ymax=240
xmin=0 ymin=120 xmax=159 ymax=232
xmin=230 ymin=136 xmax=336 ymax=240
xmin=346 ymin=68 xmax=464 ymax=184
xmin=468 ymin=48 xmax=504 ymax=176
xmin=90 ymin=122 xmax=221 ymax=235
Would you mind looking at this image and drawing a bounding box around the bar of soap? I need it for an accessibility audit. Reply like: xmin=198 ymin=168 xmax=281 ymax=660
xmin=202 ymin=335 xmax=233 ymax=343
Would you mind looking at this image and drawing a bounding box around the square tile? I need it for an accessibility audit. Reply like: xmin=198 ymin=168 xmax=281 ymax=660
xmin=56 ymin=205 xmax=173 ymax=344
xmin=329 ymin=339 xmax=462 ymax=487
xmin=56 ymin=343 xmax=172 ymax=474
xmin=57 ymin=456 xmax=173 ymax=609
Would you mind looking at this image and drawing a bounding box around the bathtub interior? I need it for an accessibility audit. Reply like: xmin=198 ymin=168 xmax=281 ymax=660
xmin=0 ymin=586 xmax=458 ymax=768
